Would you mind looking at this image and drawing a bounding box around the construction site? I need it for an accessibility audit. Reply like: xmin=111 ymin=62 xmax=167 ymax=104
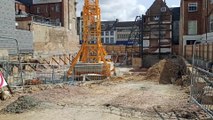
xmin=0 ymin=0 xmax=213 ymax=120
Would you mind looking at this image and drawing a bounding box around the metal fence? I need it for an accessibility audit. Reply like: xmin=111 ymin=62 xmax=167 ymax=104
xmin=32 ymin=15 xmax=61 ymax=26
xmin=191 ymin=40 xmax=213 ymax=117
xmin=0 ymin=62 xmax=72 ymax=88
xmin=191 ymin=67 xmax=213 ymax=117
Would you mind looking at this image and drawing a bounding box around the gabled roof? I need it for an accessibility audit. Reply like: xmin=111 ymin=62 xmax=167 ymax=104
xmin=146 ymin=0 xmax=171 ymax=15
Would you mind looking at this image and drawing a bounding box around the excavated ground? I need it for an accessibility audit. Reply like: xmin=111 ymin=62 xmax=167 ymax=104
xmin=0 ymin=57 xmax=211 ymax=120
xmin=0 ymin=76 xmax=211 ymax=120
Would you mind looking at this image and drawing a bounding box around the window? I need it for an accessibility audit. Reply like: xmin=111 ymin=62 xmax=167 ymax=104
xmin=101 ymin=31 xmax=104 ymax=36
xmin=188 ymin=3 xmax=197 ymax=12
xmin=55 ymin=4 xmax=60 ymax=12
xmin=186 ymin=40 xmax=196 ymax=45
xmin=110 ymin=31 xmax=114 ymax=36
xmin=117 ymin=34 xmax=121 ymax=39
xmin=110 ymin=37 xmax=114 ymax=44
xmin=210 ymin=15 xmax=213 ymax=32
xmin=153 ymin=16 xmax=159 ymax=21
xmin=51 ymin=7 xmax=54 ymax=11
xmin=188 ymin=20 xmax=197 ymax=35
xmin=46 ymin=6 xmax=48 ymax=13
xmin=160 ymin=7 xmax=166 ymax=12
xmin=211 ymin=0 xmax=213 ymax=4
xmin=105 ymin=31 xmax=109 ymax=36
xmin=105 ymin=38 xmax=109 ymax=44
xmin=36 ymin=7 xmax=40 ymax=14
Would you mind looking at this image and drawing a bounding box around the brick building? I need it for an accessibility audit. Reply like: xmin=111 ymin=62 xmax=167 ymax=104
xmin=142 ymin=0 xmax=173 ymax=54
xmin=16 ymin=0 xmax=77 ymax=28
xmin=15 ymin=1 xmax=29 ymax=14
xmin=179 ymin=0 xmax=213 ymax=55
xmin=30 ymin=1 xmax=63 ymax=26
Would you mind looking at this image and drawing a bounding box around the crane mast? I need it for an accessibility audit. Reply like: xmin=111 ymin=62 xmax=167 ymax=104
xmin=67 ymin=0 xmax=111 ymax=77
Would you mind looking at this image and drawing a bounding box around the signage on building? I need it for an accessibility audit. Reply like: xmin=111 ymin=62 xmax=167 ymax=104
xmin=0 ymin=72 xmax=7 ymax=88
xmin=33 ymin=0 xmax=62 ymax=4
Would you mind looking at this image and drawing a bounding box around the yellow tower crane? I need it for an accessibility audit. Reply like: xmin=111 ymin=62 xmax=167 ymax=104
xmin=67 ymin=0 xmax=112 ymax=78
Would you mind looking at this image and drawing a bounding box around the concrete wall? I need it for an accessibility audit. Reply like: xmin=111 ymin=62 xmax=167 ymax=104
xmin=0 ymin=0 xmax=33 ymax=54
xmin=32 ymin=23 xmax=79 ymax=56
xmin=0 ymin=0 xmax=15 ymax=35
xmin=15 ymin=30 xmax=33 ymax=52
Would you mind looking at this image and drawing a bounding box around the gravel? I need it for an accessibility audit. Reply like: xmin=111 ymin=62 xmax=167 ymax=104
xmin=2 ymin=95 xmax=40 ymax=113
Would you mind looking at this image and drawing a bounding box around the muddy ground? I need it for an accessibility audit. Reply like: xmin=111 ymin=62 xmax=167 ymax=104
xmin=0 ymin=74 xmax=211 ymax=120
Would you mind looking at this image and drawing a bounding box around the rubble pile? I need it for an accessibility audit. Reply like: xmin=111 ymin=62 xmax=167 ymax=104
xmin=146 ymin=56 xmax=189 ymax=85
xmin=2 ymin=95 xmax=40 ymax=113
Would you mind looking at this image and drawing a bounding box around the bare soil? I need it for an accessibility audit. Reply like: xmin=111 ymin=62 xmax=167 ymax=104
xmin=0 ymin=76 xmax=211 ymax=120
xmin=146 ymin=57 xmax=188 ymax=85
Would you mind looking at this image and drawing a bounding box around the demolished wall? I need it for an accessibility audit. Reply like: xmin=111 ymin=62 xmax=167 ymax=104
xmin=32 ymin=23 xmax=79 ymax=57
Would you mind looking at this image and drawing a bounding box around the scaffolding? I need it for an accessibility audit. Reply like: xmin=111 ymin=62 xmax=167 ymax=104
xmin=141 ymin=13 xmax=173 ymax=56
xmin=125 ymin=16 xmax=142 ymax=65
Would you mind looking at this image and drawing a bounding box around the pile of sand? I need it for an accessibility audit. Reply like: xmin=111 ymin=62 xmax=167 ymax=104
xmin=146 ymin=57 xmax=187 ymax=84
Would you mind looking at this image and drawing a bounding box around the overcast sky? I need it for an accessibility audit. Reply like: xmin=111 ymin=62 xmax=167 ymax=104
xmin=76 ymin=0 xmax=180 ymax=21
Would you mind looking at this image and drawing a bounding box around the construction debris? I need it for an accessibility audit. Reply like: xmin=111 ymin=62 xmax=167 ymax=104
xmin=146 ymin=56 xmax=187 ymax=85
xmin=25 ymin=78 xmax=43 ymax=85
xmin=2 ymin=95 xmax=40 ymax=113
xmin=0 ymin=91 xmax=12 ymax=101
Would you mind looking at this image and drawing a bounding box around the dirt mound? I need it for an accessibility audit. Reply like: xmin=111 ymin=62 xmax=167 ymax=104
xmin=146 ymin=57 xmax=187 ymax=84
xmin=2 ymin=95 xmax=40 ymax=113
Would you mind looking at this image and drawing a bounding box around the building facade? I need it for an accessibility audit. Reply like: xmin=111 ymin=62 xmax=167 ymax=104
xmin=77 ymin=18 xmax=137 ymax=45
xmin=16 ymin=0 xmax=77 ymax=29
xmin=143 ymin=0 xmax=173 ymax=54
xmin=115 ymin=21 xmax=136 ymax=45
xmin=101 ymin=21 xmax=117 ymax=44
xmin=179 ymin=0 xmax=213 ymax=55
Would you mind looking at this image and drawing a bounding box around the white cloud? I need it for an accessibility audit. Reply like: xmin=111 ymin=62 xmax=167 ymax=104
xmin=76 ymin=0 xmax=146 ymax=21
xmin=171 ymin=5 xmax=179 ymax=7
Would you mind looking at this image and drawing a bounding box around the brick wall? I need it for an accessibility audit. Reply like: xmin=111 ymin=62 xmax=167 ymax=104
xmin=15 ymin=1 xmax=29 ymax=13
